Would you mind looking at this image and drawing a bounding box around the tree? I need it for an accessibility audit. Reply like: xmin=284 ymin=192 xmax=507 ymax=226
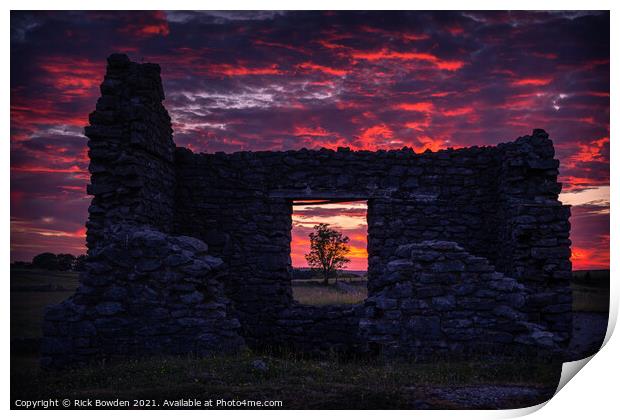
xmin=73 ymin=254 xmax=87 ymax=271
xmin=10 ymin=261 xmax=32 ymax=269
xmin=305 ymin=223 xmax=350 ymax=285
xmin=57 ymin=253 xmax=76 ymax=271
xmin=32 ymin=252 xmax=59 ymax=270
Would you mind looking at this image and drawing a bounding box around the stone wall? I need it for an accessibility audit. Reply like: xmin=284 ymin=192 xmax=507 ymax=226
xmin=173 ymin=146 xmax=502 ymax=343
xmin=174 ymin=147 xmax=294 ymax=345
xmin=495 ymin=131 xmax=572 ymax=280
xmin=84 ymin=54 xmax=176 ymax=250
xmin=41 ymin=224 xmax=245 ymax=368
xmin=493 ymin=132 xmax=573 ymax=343
xmin=360 ymin=241 xmax=563 ymax=358
xmin=273 ymin=304 xmax=364 ymax=355
xmin=41 ymin=55 xmax=573 ymax=366
xmin=173 ymin=131 xmax=571 ymax=348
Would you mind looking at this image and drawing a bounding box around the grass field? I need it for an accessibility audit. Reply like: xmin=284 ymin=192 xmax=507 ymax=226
xmin=11 ymin=349 xmax=561 ymax=409
xmin=292 ymin=278 xmax=367 ymax=305
xmin=571 ymin=284 xmax=610 ymax=312
xmin=11 ymin=269 xmax=79 ymax=339
xmin=571 ymin=269 xmax=610 ymax=313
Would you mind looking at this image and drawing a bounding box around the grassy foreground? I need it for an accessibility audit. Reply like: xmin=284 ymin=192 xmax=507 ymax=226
xmin=11 ymin=350 xmax=561 ymax=409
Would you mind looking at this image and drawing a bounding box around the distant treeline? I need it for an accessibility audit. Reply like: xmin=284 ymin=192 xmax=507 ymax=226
xmin=291 ymin=267 xmax=363 ymax=279
xmin=11 ymin=253 xmax=87 ymax=272
xmin=572 ymin=269 xmax=610 ymax=288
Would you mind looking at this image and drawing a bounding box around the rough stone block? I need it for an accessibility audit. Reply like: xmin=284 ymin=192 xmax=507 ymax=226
xmin=407 ymin=316 xmax=441 ymax=339
xmin=96 ymin=302 xmax=124 ymax=316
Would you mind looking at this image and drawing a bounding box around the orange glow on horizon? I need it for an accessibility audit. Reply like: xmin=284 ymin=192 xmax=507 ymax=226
xmin=571 ymin=246 xmax=609 ymax=271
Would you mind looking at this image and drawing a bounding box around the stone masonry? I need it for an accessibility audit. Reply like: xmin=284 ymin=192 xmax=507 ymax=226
xmin=42 ymin=54 xmax=572 ymax=367
xmin=360 ymin=241 xmax=563 ymax=358
xmin=42 ymin=224 xmax=245 ymax=368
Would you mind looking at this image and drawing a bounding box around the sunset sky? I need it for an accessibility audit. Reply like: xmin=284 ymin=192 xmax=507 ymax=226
xmin=10 ymin=11 xmax=609 ymax=270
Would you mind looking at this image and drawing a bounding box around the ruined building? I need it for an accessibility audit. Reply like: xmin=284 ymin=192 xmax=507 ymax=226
xmin=41 ymin=54 xmax=572 ymax=368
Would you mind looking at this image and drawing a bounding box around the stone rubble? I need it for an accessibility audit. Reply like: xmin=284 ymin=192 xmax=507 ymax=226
xmin=360 ymin=241 xmax=564 ymax=358
xmin=41 ymin=224 xmax=245 ymax=368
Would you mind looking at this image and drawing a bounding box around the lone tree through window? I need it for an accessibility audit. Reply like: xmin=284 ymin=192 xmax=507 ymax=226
xmin=305 ymin=223 xmax=351 ymax=285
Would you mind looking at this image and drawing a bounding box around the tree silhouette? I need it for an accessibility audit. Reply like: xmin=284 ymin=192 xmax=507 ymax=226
xmin=57 ymin=253 xmax=76 ymax=271
xmin=73 ymin=254 xmax=87 ymax=271
xmin=305 ymin=223 xmax=350 ymax=285
xmin=32 ymin=252 xmax=59 ymax=270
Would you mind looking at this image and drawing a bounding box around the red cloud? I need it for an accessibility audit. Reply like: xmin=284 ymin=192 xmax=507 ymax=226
xmin=497 ymin=93 xmax=540 ymax=110
xmin=298 ymin=62 xmax=347 ymax=76
xmin=587 ymin=91 xmax=610 ymax=97
xmin=355 ymin=124 xmax=395 ymax=150
xmin=430 ymin=91 xmax=453 ymax=97
xmin=441 ymin=106 xmax=475 ymax=116
xmin=404 ymin=120 xmax=430 ymax=131
xmin=402 ymin=33 xmax=430 ymax=41
xmin=511 ymin=78 xmax=553 ymax=86
xmin=415 ymin=135 xmax=445 ymax=153
xmin=11 ymin=56 xmax=102 ymax=136
xmin=38 ymin=57 xmax=103 ymax=97
xmin=10 ymin=164 xmax=85 ymax=174
xmin=560 ymin=176 xmax=609 ymax=192
xmin=118 ymin=11 xmax=170 ymax=38
xmin=565 ymin=137 xmax=609 ymax=169
xmin=207 ymin=63 xmax=283 ymax=77
xmin=351 ymin=49 xmax=465 ymax=71
xmin=294 ymin=126 xmax=333 ymax=137
xmin=446 ymin=25 xmax=465 ymax=36
xmin=146 ymin=49 xmax=286 ymax=79
xmin=394 ymin=102 xmax=434 ymax=112
xmin=11 ymin=101 xmax=89 ymax=130
xmin=571 ymin=245 xmax=609 ymax=270
xmin=317 ymin=39 xmax=347 ymax=50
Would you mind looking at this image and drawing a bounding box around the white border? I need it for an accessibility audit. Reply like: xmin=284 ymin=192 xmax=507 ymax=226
xmin=4 ymin=1 xmax=616 ymax=419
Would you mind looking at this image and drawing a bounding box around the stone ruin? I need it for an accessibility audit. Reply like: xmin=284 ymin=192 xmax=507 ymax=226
xmin=41 ymin=54 xmax=573 ymax=368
